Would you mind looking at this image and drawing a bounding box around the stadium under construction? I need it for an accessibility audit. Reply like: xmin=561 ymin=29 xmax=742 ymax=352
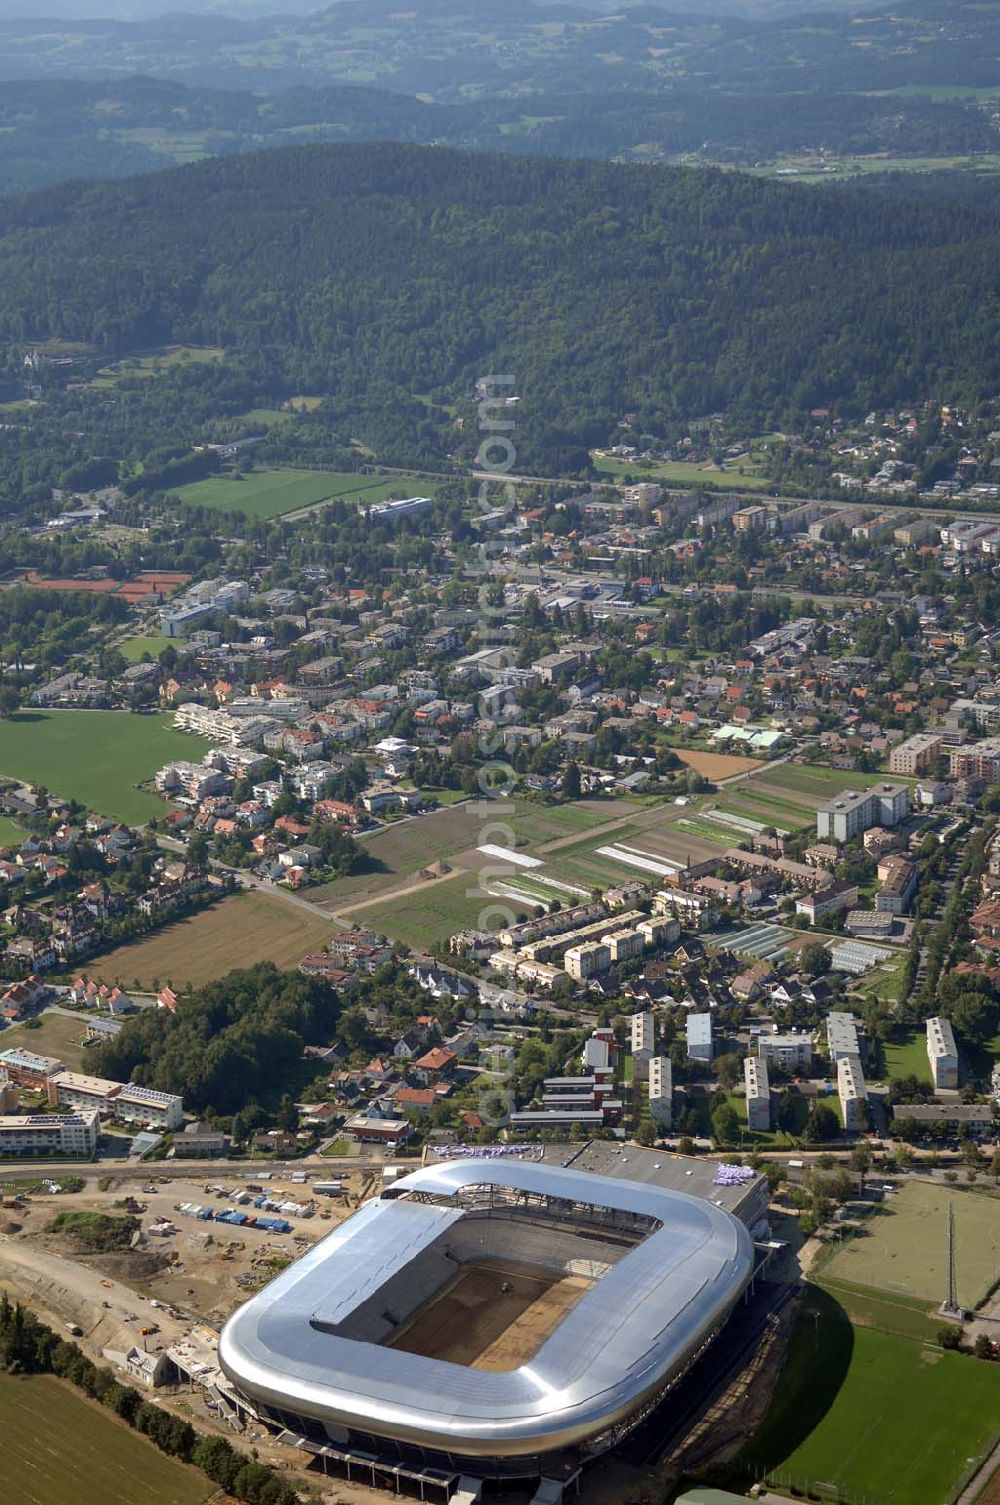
xmin=219 ymin=1149 xmax=770 ymax=1494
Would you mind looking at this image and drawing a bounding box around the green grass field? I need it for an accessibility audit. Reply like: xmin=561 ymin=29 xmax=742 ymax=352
xmin=91 ymin=891 xmax=336 ymax=990
xmin=0 ymin=710 xmax=203 ymax=824
xmin=591 ymin=453 xmax=770 ymax=491
xmin=0 ymin=1374 xmax=210 ymax=1505
xmin=739 ymin=1285 xmax=1000 ymax=1504
xmin=170 ymin=468 xmax=442 ymax=521
xmin=118 ymin=633 xmax=170 ymax=663
xmin=357 ymin=874 xmax=487 ymax=948
xmin=90 ymin=344 xmax=223 ymax=388
xmin=820 ymin=1182 xmax=1000 ymax=1308
xmin=0 ymin=814 xmax=25 ymax=849
xmin=880 ymin=1028 xmax=932 ymax=1083
xmin=0 ymin=1009 xmax=92 ymax=1071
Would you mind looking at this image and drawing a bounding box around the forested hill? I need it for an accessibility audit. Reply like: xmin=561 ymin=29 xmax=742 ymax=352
xmin=0 ymin=141 xmax=998 ymax=447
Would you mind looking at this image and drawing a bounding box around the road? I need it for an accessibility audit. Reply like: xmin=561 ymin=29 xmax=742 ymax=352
xmin=0 ymin=1153 xmax=387 ymax=1183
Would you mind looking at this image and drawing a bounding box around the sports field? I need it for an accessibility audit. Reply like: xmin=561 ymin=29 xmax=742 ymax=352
xmin=820 ymin=1181 xmax=1000 ymax=1308
xmin=90 ymin=891 xmax=335 ymax=991
xmin=0 ymin=710 xmax=203 ymax=824
xmin=741 ymin=1285 xmax=1000 ymax=1505
xmin=0 ymin=1373 xmax=210 ymax=1505
xmin=170 ymin=468 xmax=441 ymax=521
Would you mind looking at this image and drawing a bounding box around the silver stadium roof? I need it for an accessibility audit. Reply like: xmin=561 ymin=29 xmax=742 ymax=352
xmin=218 ymin=1158 xmax=754 ymax=1460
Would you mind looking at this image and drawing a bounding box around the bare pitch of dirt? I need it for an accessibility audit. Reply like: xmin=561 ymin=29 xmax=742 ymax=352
xmin=388 ymin=1259 xmax=592 ymax=1371
xmin=672 ymin=749 xmax=763 ymax=780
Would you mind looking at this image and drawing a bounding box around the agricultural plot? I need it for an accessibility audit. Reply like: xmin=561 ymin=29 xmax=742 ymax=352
xmin=0 ymin=1374 xmax=211 ymax=1505
xmin=170 ymin=468 xmax=441 ymax=521
xmin=0 ymin=815 xmax=25 ymax=849
xmin=0 ymin=710 xmax=203 ymax=824
xmin=357 ymin=874 xmax=488 ymax=949
xmin=670 ymin=749 xmax=763 ymax=781
xmin=310 ymin=804 xmax=481 ymax=906
xmin=91 ymin=892 xmax=335 ymax=991
xmin=820 ymin=1181 xmax=1000 ymax=1308
xmin=740 ymin=1285 xmax=1000 ymax=1505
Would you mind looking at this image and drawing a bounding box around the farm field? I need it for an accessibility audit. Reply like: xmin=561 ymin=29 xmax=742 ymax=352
xmin=819 ymin=1182 xmax=1000 ymax=1308
xmin=739 ymin=1285 xmax=1000 ymax=1505
xmin=0 ymin=710 xmax=203 ymax=824
xmin=0 ymin=1373 xmax=211 ymax=1505
xmin=90 ymin=891 xmax=335 ymax=991
xmin=357 ymin=874 xmax=487 ymax=949
xmin=118 ymin=633 xmax=170 ymax=662
xmin=753 ymin=764 xmax=910 ymax=804
xmin=170 ymin=468 xmax=442 ymax=521
xmin=0 ymin=1009 xmax=92 ymax=1071
xmin=670 ymin=748 xmax=763 ymax=781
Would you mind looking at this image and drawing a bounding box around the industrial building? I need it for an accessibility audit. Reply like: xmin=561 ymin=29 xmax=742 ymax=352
xmin=744 ymin=1057 xmax=771 ymax=1132
xmin=815 ymin=783 xmax=909 ymax=843
xmin=647 ymin=1057 xmax=672 ymax=1130
xmin=837 ymin=1055 xmax=869 ymax=1133
xmin=219 ymin=1158 xmax=754 ymax=1480
xmin=0 ymin=1109 xmax=99 ymax=1158
xmin=926 ymin=1016 xmax=959 ymax=1089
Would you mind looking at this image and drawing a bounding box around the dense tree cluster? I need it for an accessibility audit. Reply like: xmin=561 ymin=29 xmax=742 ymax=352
xmin=0 ymin=142 xmax=996 ymax=476
xmin=93 ymin=962 xmax=340 ymax=1116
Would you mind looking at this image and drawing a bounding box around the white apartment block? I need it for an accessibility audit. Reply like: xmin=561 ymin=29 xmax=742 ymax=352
xmin=0 ymin=1110 xmax=99 ymax=1158
xmin=630 ymin=1011 xmax=656 ymax=1060
xmin=816 ymin=783 xmax=909 ymax=843
xmin=838 ymin=1054 xmax=869 ymax=1133
xmin=826 ymin=1012 xmax=862 ymax=1063
xmin=926 ymin=1016 xmax=959 ymax=1090
xmin=745 ymin=1056 xmax=771 ymax=1132
xmin=686 ymin=1012 xmax=713 ymax=1063
xmin=648 ymin=1056 xmax=673 ymax=1130
xmin=757 ymin=1033 xmax=812 ymax=1073
xmin=116 ymin=1085 xmax=184 ymax=1132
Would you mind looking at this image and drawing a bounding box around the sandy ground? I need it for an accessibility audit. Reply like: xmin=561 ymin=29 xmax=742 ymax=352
xmin=391 ymin=1259 xmax=592 ymax=1371
xmin=672 ymin=749 xmax=764 ymax=780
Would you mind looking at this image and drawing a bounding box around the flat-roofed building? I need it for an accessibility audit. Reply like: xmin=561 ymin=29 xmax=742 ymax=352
xmin=604 ymin=929 xmax=645 ymax=964
xmin=926 ymin=1016 xmax=959 ymax=1089
xmin=47 ymin=1070 xmax=122 ymax=1115
xmin=115 ymin=1085 xmax=183 ymax=1131
xmin=744 ymin=1057 xmax=771 ymax=1132
xmin=816 ymin=783 xmax=909 ymax=843
xmin=565 ymin=941 xmax=611 ymax=980
xmin=687 ymin=1012 xmax=713 ymax=1063
xmin=0 ymin=1047 xmax=66 ymax=1091
xmin=0 ymin=1109 xmax=98 ymax=1158
xmin=889 ymin=733 xmax=942 ymax=776
xmin=631 ymin=1011 xmax=656 ymax=1060
xmin=826 ymin=1011 xmax=863 ymax=1064
xmin=757 ymin=1033 xmax=812 ymax=1074
xmin=648 ymin=1057 xmax=672 ymax=1130
xmin=838 ymin=1054 xmax=868 ymax=1133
